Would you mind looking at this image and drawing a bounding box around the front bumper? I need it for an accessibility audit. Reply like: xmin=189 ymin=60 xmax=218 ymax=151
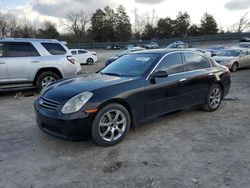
xmin=34 ymin=99 xmax=94 ymax=140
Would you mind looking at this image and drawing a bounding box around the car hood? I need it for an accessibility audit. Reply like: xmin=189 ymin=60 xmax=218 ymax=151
xmin=42 ymin=73 xmax=137 ymax=103
xmin=212 ymin=56 xmax=237 ymax=62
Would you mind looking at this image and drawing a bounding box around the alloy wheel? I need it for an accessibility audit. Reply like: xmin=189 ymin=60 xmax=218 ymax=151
xmin=209 ymin=87 xmax=221 ymax=109
xmin=87 ymin=58 xmax=94 ymax=65
xmin=41 ymin=76 xmax=56 ymax=88
xmin=98 ymin=109 xmax=127 ymax=142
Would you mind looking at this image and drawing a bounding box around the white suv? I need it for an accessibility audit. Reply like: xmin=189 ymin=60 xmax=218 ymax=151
xmin=0 ymin=38 xmax=81 ymax=91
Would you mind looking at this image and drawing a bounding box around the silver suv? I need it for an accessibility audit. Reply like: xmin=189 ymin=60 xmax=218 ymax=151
xmin=0 ymin=38 xmax=81 ymax=91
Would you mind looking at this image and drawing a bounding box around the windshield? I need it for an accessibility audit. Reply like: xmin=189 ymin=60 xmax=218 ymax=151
xmin=217 ymin=50 xmax=241 ymax=57
xmin=101 ymin=53 xmax=160 ymax=77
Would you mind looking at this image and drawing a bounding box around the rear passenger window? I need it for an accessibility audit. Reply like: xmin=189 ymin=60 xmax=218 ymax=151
xmin=41 ymin=43 xmax=67 ymax=55
xmin=156 ymin=53 xmax=184 ymax=74
xmin=7 ymin=42 xmax=40 ymax=57
xmin=71 ymin=51 xmax=77 ymax=55
xmin=184 ymin=52 xmax=210 ymax=71
xmin=0 ymin=43 xmax=3 ymax=57
xmin=78 ymin=50 xmax=87 ymax=54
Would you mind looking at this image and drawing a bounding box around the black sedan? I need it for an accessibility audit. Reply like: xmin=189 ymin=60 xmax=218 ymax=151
xmin=35 ymin=49 xmax=231 ymax=146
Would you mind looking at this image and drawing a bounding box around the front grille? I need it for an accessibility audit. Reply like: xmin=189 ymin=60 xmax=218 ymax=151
xmin=39 ymin=97 xmax=60 ymax=111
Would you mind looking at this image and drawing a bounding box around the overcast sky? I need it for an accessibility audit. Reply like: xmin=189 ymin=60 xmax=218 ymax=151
xmin=0 ymin=0 xmax=250 ymax=31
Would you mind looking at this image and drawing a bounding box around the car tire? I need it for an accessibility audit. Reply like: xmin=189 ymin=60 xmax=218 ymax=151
xmin=91 ymin=103 xmax=131 ymax=147
xmin=86 ymin=58 xmax=94 ymax=65
xmin=36 ymin=71 xmax=60 ymax=92
xmin=203 ymin=84 xmax=222 ymax=112
xmin=231 ymin=62 xmax=238 ymax=72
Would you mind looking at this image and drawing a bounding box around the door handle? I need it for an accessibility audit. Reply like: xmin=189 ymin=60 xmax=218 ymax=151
xmin=31 ymin=60 xmax=40 ymax=63
xmin=0 ymin=61 xmax=5 ymax=64
xmin=179 ymin=78 xmax=187 ymax=82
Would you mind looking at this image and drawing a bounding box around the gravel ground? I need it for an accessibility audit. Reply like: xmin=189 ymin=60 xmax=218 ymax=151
xmin=0 ymin=48 xmax=250 ymax=188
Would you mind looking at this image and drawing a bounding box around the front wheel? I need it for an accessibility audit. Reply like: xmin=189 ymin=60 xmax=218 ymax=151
xmin=231 ymin=62 xmax=238 ymax=72
xmin=91 ymin=103 xmax=131 ymax=147
xmin=36 ymin=71 xmax=60 ymax=92
xmin=203 ymin=84 xmax=222 ymax=112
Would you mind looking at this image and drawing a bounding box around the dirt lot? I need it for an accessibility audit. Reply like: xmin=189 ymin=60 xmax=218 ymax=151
xmin=1 ymin=50 xmax=250 ymax=188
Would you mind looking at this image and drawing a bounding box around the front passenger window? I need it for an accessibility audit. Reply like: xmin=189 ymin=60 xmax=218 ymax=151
xmin=155 ymin=53 xmax=184 ymax=74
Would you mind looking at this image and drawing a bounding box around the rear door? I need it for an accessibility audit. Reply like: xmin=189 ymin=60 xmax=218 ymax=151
xmin=77 ymin=50 xmax=88 ymax=64
xmin=5 ymin=42 xmax=41 ymax=82
xmin=183 ymin=52 xmax=214 ymax=105
xmin=238 ymin=49 xmax=249 ymax=68
xmin=0 ymin=42 xmax=8 ymax=82
xmin=144 ymin=52 xmax=190 ymax=117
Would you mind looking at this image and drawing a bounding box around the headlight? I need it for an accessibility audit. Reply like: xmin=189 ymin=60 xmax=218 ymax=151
xmin=61 ymin=92 xmax=93 ymax=114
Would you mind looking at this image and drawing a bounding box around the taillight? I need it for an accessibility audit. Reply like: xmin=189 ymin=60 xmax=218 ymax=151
xmin=67 ymin=56 xmax=77 ymax=64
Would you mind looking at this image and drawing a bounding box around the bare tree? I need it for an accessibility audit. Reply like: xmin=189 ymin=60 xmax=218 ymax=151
xmin=0 ymin=13 xmax=8 ymax=38
xmin=66 ymin=10 xmax=90 ymax=38
xmin=230 ymin=12 xmax=250 ymax=33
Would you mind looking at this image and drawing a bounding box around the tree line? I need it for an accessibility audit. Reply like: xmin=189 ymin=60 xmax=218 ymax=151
xmin=0 ymin=5 xmax=249 ymax=43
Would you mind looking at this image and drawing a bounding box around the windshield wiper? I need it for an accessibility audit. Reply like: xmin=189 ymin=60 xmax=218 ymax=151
xmin=100 ymin=72 xmax=122 ymax=77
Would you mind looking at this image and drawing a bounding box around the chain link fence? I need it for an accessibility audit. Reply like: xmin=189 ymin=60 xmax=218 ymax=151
xmin=67 ymin=32 xmax=250 ymax=49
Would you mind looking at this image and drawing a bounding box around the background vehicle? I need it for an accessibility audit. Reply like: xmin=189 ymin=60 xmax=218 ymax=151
xmin=124 ymin=44 xmax=136 ymax=50
xmin=239 ymin=37 xmax=250 ymax=42
xmin=0 ymin=38 xmax=81 ymax=91
xmin=238 ymin=42 xmax=250 ymax=48
xmin=144 ymin=42 xmax=159 ymax=49
xmin=212 ymin=48 xmax=250 ymax=72
xmin=105 ymin=46 xmax=145 ymax=66
xmin=206 ymin=46 xmax=225 ymax=56
xmin=105 ymin=44 xmax=121 ymax=50
xmin=70 ymin=49 xmax=97 ymax=65
xmin=167 ymin=41 xmax=189 ymax=48
xmin=189 ymin=48 xmax=212 ymax=57
xmin=35 ymin=49 xmax=231 ymax=146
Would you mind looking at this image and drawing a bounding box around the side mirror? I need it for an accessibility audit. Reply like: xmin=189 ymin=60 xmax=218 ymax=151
xmin=151 ymin=70 xmax=168 ymax=79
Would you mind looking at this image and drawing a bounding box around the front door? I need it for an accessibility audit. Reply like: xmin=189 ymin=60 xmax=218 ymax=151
xmin=0 ymin=42 xmax=9 ymax=83
xmin=144 ymin=52 xmax=190 ymax=117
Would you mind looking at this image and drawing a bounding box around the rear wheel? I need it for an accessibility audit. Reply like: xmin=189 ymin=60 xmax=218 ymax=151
xmin=203 ymin=84 xmax=222 ymax=112
xmin=35 ymin=71 xmax=60 ymax=92
xmin=86 ymin=58 xmax=94 ymax=65
xmin=231 ymin=62 xmax=238 ymax=72
xmin=91 ymin=103 xmax=131 ymax=147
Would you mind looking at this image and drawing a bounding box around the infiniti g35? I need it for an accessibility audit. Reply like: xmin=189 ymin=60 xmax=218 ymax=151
xmin=34 ymin=49 xmax=231 ymax=146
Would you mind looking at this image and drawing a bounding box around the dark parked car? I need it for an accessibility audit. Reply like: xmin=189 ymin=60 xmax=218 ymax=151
xmin=35 ymin=49 xmax=231 ymax=146
xmin=167 ymin=41 xmax=189 ymax=49
xmin=239 ymin=37 xmax=250 ymax=42
xmin=238 ymin=42 xmax=250 ymax=48
xmin=105 ymin=44 xmax=121 ymax=50
xmin=105 ymin=46 xmax=145 ymax=66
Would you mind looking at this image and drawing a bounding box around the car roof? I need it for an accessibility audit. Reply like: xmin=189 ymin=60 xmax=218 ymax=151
xmin=222 ymin=48 xmax=245 ymax=51
xmin=131 ymin=48 xmax=207 ymax=56
xmin=70 ymin=49 xmax=87 ymax=51
xmin=0 ymin=38 xmax=60 ymax=43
